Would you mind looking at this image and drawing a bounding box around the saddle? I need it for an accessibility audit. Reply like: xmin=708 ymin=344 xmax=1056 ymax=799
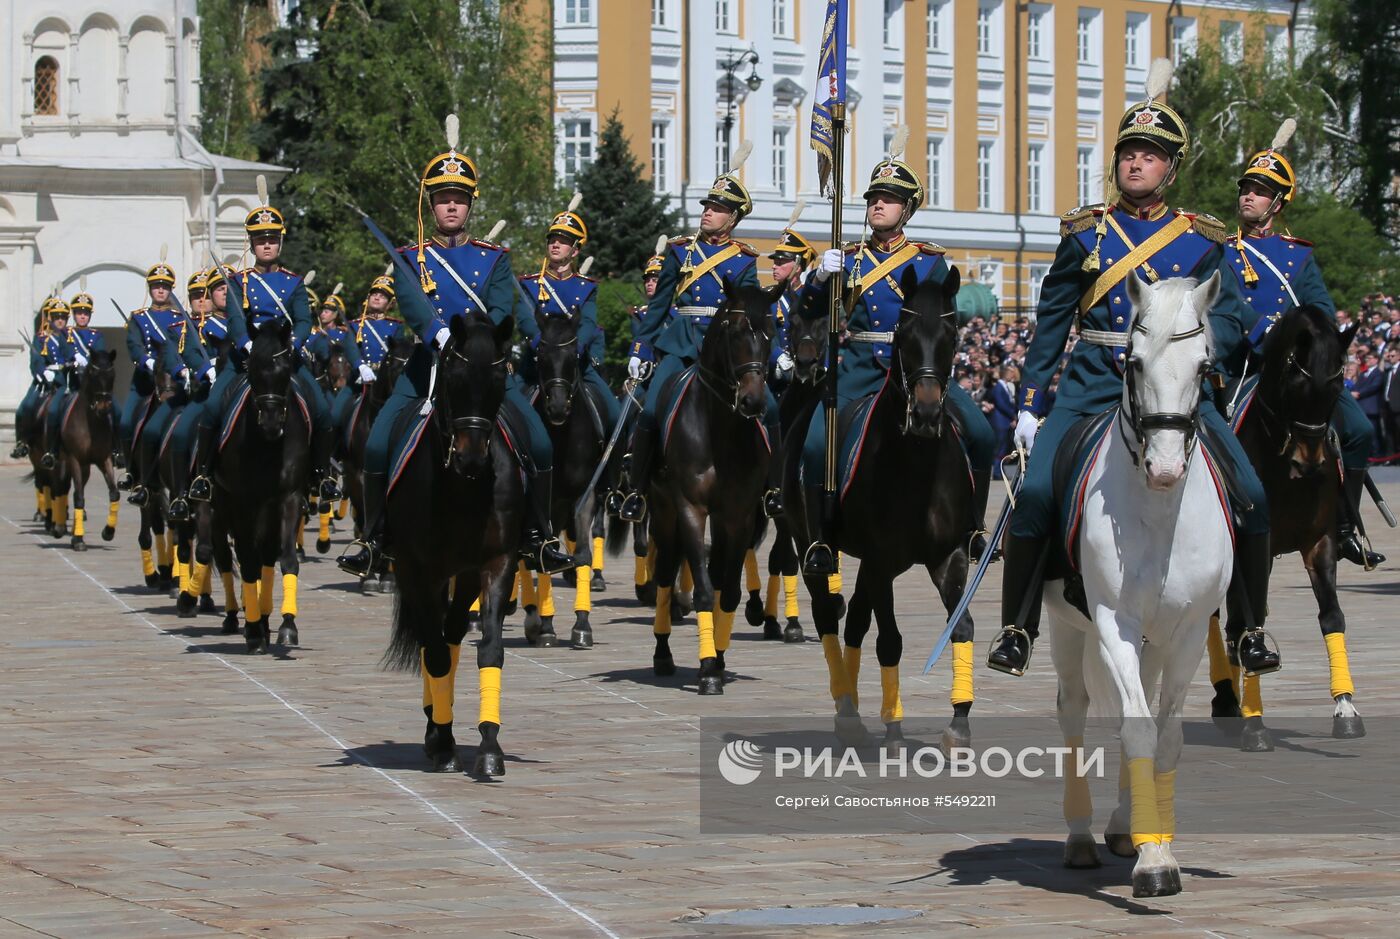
xmin=386 ymin=399 xmax=526 ymax=496
xmin=658 ymin=363 xmax=772 ymax=457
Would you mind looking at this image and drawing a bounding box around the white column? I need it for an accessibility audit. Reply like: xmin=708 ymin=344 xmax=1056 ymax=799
xmin=850 ymin=0 xmax=885 ymax=198
xmin=116 ymin=34 xmax=129 ymax=123
xmin=685 ymin=0 xmax=719 ymax=226
xmin=66 ymin=31 xmax=80 ymax=123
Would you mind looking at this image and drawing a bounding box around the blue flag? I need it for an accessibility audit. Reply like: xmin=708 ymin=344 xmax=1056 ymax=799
xmin=810 ymin=0 xmax=848 ymax=197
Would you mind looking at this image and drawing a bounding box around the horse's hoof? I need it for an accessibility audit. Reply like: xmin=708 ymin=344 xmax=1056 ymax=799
xmin=1104 ymin=830 xmax=1135 ymax=858
xmin=1334 ymin=712 xmax=1366 ymax=739
xmin=783 ymin=618 xmax=805 ymax=643
xmin=296 ymin=547 xmax=307 ymax=562
xmin=635 ymin=582 xmax=656 ymax=606
xmin=71 ymin=536 xmax=86 ymax=552
xmin=278 ymin=615 xmax=299 ymax=648
xmin=246 ymin=635 xmax=268 ymax=655
xmin=315 ymin=537 xmax=330 ymax=555
xmin=697 ymin=674 xmax=724 ymax=695
xmin=101 ymin=526 xmax=115 ymax=542
xmin=378 ymin=573 xmax=396 ymax=593
xmin=220 ymin=612 xmax=240 ymax=635
xmin=745 ymin=591 xmax=764 ymax=626
xmin=168 ymin=585 xmax=181 ymax=601
xmin=940 ymin=727 xmax=972 ymax=757
xmin=570 ymin=623 xmax=593 ymax=650
xmin=1064 ymin=833 xmax=1102 ymax=869
xmin=590 ymin=571 xmax=605 ymax=593
xmin=834 ymin=714 xmax=871 ymax=747
xmin=431 ymin=749 xmax=462 ymax=773
xmin=525 ymin=618 xmax=557 ymax=648
xmin=883 ymin=721 xmax=906 ymax=749
xmin=53 ymin=525 xmax=67 ymax=539
xmin=145 ymin=574 xmax=160 ymax=590
xmin=653 ymin=654 xmax=676 ymax=677
xmin=762 ymin=616 xmax=782 ymax=640
xmin=1240 ymin=717 xmax=1274 ymax=752
xmin=1132 ymin=867 xmax=1180 ymax=898
xmin=176 ymin=592 xmax=198 ymax=618
xmin=473 ymin=748 xmax=506 ymax=777
xmin=198 ymin=594 xmax=218 ymax=614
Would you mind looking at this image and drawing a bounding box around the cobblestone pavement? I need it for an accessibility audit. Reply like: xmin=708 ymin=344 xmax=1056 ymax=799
xmin=2 ymin=464 xmax=1398 ymax=938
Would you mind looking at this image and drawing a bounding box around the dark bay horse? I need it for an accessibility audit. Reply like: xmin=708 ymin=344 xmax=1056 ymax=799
xmin=382 ymin=312 xmax=524 ymax=776
xmin=52 ymin=351 xmax=120 ymax=550
xmin=1211 ymin=305 xmax=1364 ymax=749
xmin=647 ymin=281 xmax=783 ymax=694
xmin=345 ymin=334 xmax=414 ymax=592
xmin=213 ymin=319 xmax=311 ymax=654
xmin=785 ymin=266 xmax=976 ymax=748
xmin=132 ymin=357 xmax=179 ymax=590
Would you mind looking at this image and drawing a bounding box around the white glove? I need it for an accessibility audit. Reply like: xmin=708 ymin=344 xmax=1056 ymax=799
xmin=814 ymin=248 xmax=844 ymax=283
xmin=42 ymin=368 xmax=56 ymax=383
xmin=627 ymin=355 xmax=645 ymax=380
xmin=434 ymin=327 xmax=451 ymax=350
xmin=1014 ymin=410 xmax=1041 ymax=454
xmin=358 ymin=362 xmax=376 ymax=384
xmin=202 ymin=365 xmax=216 ymax=384
xmin=73 ymin=352 xmax=89 ymax=369
xmin=242 ymin=340 xmax=252 ymax=354
xmin=143 ymin=356 xmax=156 ymax=373
xmin=774 ymin=351 xmax=795 ymax=377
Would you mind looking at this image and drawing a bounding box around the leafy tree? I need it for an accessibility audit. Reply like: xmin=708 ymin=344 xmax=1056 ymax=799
xmin=595 ymin=277 xmax=647 ymax=379
xmin=574 ymin=112 xmax=678 ymax=278
xmin=198 ymin=0 xmax=274 ymax=160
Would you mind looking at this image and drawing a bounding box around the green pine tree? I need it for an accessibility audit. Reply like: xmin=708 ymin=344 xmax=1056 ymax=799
xmin=574 ymin=111 xmax=679 ymax=278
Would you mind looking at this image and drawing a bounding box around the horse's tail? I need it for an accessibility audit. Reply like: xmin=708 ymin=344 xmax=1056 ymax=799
xmin=20 ymin=470 xmax=34 ymax=484
xmin=381 ymin=590 xmax=420 ymax=673
xmin=605 ymin=510 xmax=630 ymax=558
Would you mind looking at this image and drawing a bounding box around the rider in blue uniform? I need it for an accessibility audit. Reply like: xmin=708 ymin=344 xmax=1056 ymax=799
xmin=987 ymin=64 xmax=1280 ymax=678
xmin=165 ymin=267 xmax=232 ymax=520
xmin=117 ymin=262 xmax=182 ymax=487
xmin=11 ymin=298 xmax=60 ymax=459
xmin=766 ymin=221 xmax=817 ymax=399
xmin=518 ymin=200 xmax=620 ymax=431
xmin=20 ymin=301 xmax=68 ymax=460
xmin=309 ymin=288 xmax=373 ymax=437
xmin=40 ymin=292 xmax=108 ymax=468
xmin=617 ymin=154 xmax=786 ymax=522
xmin=355 ymin=273 xmax=403 ymax=367
xmin=1224 ymin=122 xmax=1383 ymax=569
xmin=187 ymin=187 xmax=341 ymax=507
xmin=336 ymin=123 xmax=573 ymax=578
xmin=797 ymin=151 xmax=996 ymax=574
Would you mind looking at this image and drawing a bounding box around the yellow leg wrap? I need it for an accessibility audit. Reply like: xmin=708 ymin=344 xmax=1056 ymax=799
xmin=141 ymin=548 xmax=156 ymax=578
xmin=635 ymin=555 xmax=649 ymax=587
xmin=784 ymin=574 xmax=800 ymax=619
xmin=654 ymin=586 xmax=673 ymax=635
xmin=828 ymin=553 xmax=843 ymax=595
xmin=592 ymin=536 xmax=605 ymax=574
xmin=318 ymin=508 xmax=331 ymax=544
xmin=536 ymin=573 xmax=555 ymax=617
xmin=1241 ymin=671 xmax=1264 ymax=719
xmin=1062 ymin=736 xmax=1093 ymax=823
xmin=73 ymin=508 xmax=85 ymax=538
xmin=427 ymin=669 xmax=453 ymax=726
xmin=843 ymin=645 xmax=862 ymax=710
xmin=744 ymin=549 xmax=761 ymax=592
xmin=281 ymin=573 xmax=298 ymax=616
xmin=1128 ymin=757 xmax=1163 ymax=848
xmin=517 ymin=562 xmax=537 ymax=607
xmin=575 ymin=565 xmax=592 ymax=612
xmin=178 ymin=557 xmax=192 ymax=596
xmin=221 ymin=571 xmax=237 ymax=611
xmin=36 ymin=488 xmax=45 ymax=512
xmin=242 ymin=580 xmax=261 ymax=617
xmin=479 ymin=666 xmax=502 ymax=725
xmin=447 ymin=643 xmax=462 ymax=706
xmin=1206 ymin=614 xmax=1233 ymax=686
xmin=420 ymin=657 xmax=432 ymax=709
xmin=950 ymin=640 xmax=975 ymax=706
xmin=259 ymin=565 xmax=275 ymax=617
xmin=715 ymin=607 xmax=734 ymax=653
xmin=765 ymin=574 xmax=780 ymax=618
xmin=880 ymin=664 xmax=903 ymax=724
xmin=470 ymin=594 xmax=481 ymax=613
xmin=1325 ymin=632 xmax=1356 ymax=698
xmin=1155 ymin=770 xmax=1177 ymax=843
xmin=192 ymin=562 xmax=210 ymax=597
xmin=337 ymin=497 xmax=348 ymax=520
xmin=153 ymin=531 xmax=167 ymax=567
xmin=679 ymin=561 xmax=694 ymax=594
xmin=823 ymin=633 xmax=853 ymax=702
xmin=106 ymin=501 xmax=119 ymax=530
xmin=697 ymin=610 xmax=717 ymax=660
xmin=42 ymin=487 xmax=52 ymax=513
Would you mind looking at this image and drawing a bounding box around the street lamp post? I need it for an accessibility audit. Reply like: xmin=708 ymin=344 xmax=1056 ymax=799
xmin=720 ymin=46 xmax=763 ymax=166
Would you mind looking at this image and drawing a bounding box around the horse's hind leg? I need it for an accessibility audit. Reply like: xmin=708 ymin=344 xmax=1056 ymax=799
xmin=680 ymin=506 xmax=723 ymax=696
xmin=771 ymin=523 xmax=804 ymax=643
xmin=1305 ymin=540 xmax=1365 ymax=738
xmin=744 ymin=542 xmax=764 ymax=627
xmin=710 ymin=531 xmax=747 ymax=682
xmin=633 ymin=524 xmax=656 ymax=606
xmin=570 ymin=500 xmax=596 ymax=650
xmin=68 ymin=458 xmax=89 ymax=551
xmin=277 ymin=493 xmax=302 ymax=648
xmin=807 ymin=565 xmax=866 ymax=747
xmin=869 ymin=578 xmax=906 ymax=748
xmin=137 ymin=512 xmax=157 ymax=589
xmin=650 ymin=513 xmax=681 ymax=677
xmin=1048 ymin=618 xmax=1100 ymax=869
xmin=928 ymin=551 xmax=974 ymax=753
xmin=410 ymin=575 xmax=460 ymax=774
xmin=840 ymin=576 xmax=873 ymax=712
xmin=1205 ymin=613 xmax=1242 ymax=733
xmin=99 ymin=452 xmax=119 ymax=541
xmin=474 ymin=559 xmax=515 ymax=777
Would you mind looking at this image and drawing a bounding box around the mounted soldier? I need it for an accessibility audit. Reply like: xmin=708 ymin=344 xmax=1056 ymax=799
xmin=617 ymin=142 xmax=785 ymax=523
xmin=767 ymin=201 xmax=816 ymax=398
xmin=336 ymin=114 xmax=573 ymax=578
xmin=40 ymin=291 xmax=107 ymax=470
xmin=1224 ymin=119 xmax=1383 ymax=569
xmin=165 ymin=266 xmax=232 ymax=520
xmin=987 ymin=60 xmax=1279 ymax=679
xmin=309 ymin=283 xmax=372 ymax=438
xmin=116 ymin=258 xmax=181 ymax=485
xmin=355 ymin=272 xmax=403 ymax=368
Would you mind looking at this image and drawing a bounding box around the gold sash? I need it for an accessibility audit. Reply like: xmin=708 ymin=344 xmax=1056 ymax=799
xmin=856 ymin=243 xmax=921 ymax=298
xmin=675 ymin=242 xmax=742 ymax=296
xmin=1078 ymin=214 xmax=1192 ymax=314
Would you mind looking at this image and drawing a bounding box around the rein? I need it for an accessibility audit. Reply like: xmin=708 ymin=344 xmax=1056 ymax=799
xmin=536 ymin=333 xmax=581 ymax=415
xmin=435 ymin=341 xmax=507 ymax=472
xmin=1120 ymin=321 xmax=1210 ymax=468
xmin=893 ymin=305 xmax=955 ymax=436
xmin=1252 ymin=348 xmax=1344 ymax=458
xmin=697 ymin=316 xmax=770 ymax=417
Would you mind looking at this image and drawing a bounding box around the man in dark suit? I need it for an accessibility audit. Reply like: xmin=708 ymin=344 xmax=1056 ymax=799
xmin=1383 ymin=345 xmax=1400 ymax=458
xmin=988 ymin=364 xmax=1019 ymax=470
xmin=1353 ymin=351 xmax=1386 ymax=454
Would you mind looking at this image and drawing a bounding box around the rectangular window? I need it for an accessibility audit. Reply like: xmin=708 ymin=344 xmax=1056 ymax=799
xmin=772 ymin=0 xmax=790 ymax=38
xmin=1171 ymin=17 xmax=1196 ymax=66
xmin=1076 ymin=146 xmax=1096 ymax=206
xmin=652 ymin=0 xmax=666 ymax=27
xmin=927 ymin=0 xmax=949 ymax=52
xmin=927 ymin=137 xmax=944 ymax=208
xmin=977 ymin=5 xmax=993 ymax=54
xmin=772 ymin=127 xmax=791 ymax=197
xmin=564 ymin=0 xmax=591 ymax=26
xmin=651 ymin=121 xmax=668 ymax=194
xmin=1265 ymin=24 xmax=1288 ymax=60
xmin=716 ymin=0 xmax=732 ymax=32
xmin=1029 ymin=263 xmax=1050 ymax=309
xmin=1027 ymin=9 xmax=1044 ymax=59
xmin=1125 ymin=13 xmax=1146 ymax=68
xmin=1027 ymin=143 xmax=1045 ymax=214
xmin=561 ymin=118 xmax=594 ymax=188
xmin=1220 ymin=20 xmax=1243 ymax=64
xmin=716 ymin=125 xmax=728 ymax=176
xmin=977 ymin=140 xmax=995 ymax=210
xmin=1077 ymin=9 xmax=1098 ymax=66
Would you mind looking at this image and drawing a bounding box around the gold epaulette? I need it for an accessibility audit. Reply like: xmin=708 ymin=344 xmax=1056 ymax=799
xmin=470 ymin=238 xmax=508 ymax=252
xmin=917 ymin=241 xmax=946 ymax=255
xmin=1059 ymin=204 xmax=1104 ymax=237
xmin=1180 ymin=210 xmax=1228 ymax=244
xmin=842 ymin=242 xmax=862 ymax=254
xmin=668 ymin=235 xmax=691 ymax=247
xmin=1280 ymin=233 xmax=1314 ymax=247
xmin=734 ymin=240 xmax=758 ymax=257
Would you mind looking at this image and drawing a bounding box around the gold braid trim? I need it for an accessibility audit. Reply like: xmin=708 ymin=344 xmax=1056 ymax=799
xmin=1235 ymin=229 xmax=1259 ymax=286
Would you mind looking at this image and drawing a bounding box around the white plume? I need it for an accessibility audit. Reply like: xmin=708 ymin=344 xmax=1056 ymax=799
xmin=80 ymin=274 xmax=88 ymax=291
xmin=579 ymin=257 xmax=595 ymax=276
xmin=786 ymin=197 xmax=807 ymax=230
xmin=304 ymin=269 xmax=317 ymax=286
xmin=566 ymin=191 xmax=582 ymax=214
xmin=727 ymin=139 xmax=753 ymax=174
xmin=256 ymin=173 xmax=269 ymax=206
xmin=1146 ymin=58 xmax=1173 ymax=102
xmin=888 ymin=125 xmax=909 ymax=161
xmin=445 ymin=113 xmax=460 ymax=151
xmin=332 ymin=281 xmax=343 ymax=297
xmin=486 ymin=219 xmax=506 ymax=242
xmin=159 ymin=243 xmax=168 ymax=263
xmin=1271 ymin=117 xmax=1297 ymax=152
xmin=383 ymin=263 xmax=394 ymax=277
xmin=654 ymin=234 xmax=669 ymax=255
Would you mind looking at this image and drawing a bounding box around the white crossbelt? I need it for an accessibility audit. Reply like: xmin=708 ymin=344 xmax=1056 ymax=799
xmin=1240 ymin=240 xmax=1300 ymax=307
xmin=1079 ymin=328 xmax=1129 ymax=347
xmin=675 ymin=305 xmax=718 ymax=318
xmin=848 ymin=330 xmax=894 ymax=344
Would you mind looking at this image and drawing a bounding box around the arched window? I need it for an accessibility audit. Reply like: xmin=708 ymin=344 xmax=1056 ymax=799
xmin=34 ymin=56 xmax=60 ymax=115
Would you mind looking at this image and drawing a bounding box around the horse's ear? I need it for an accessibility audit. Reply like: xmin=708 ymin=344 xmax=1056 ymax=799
xmin=1192 ymin=271 xmax=1221 ymax=321
xmin=493 ymin=315 xmax=515 ymax=351
xmin=942 ymin=264 xmax=961 ymax=307
xmin=1339 ymin=320 xmax=1360 ymax=352
xmin=448 ymin=313 xmax=468 ymax=346
xmin=763 ymin=281 xmax=785 ymax=306
xmin=900 ymin=265 xmax=921 ymax=301
xmin=277 ymin=317 xmax=293 ymax=342
xmin=1125 ymin=270 xmax=1150 ymax=313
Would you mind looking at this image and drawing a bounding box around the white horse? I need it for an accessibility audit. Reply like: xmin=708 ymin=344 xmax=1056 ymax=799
xmin=1047 ymin=272 xmax=1234 ymax=899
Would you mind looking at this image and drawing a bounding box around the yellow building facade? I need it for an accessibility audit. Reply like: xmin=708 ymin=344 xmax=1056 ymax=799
xmin=543 ymin=0 xmax=1303 ymax=313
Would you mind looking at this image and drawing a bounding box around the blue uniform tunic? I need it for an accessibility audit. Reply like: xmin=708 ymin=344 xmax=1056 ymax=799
xmin=796 ymin=236 xmax=994 ymax=481
xmin=167 ymin=314 xmax=230 ymax=470
xmin=519 ymin=270 xmax=619 ymax=429
xmin=767 ymin=282 xmax=801 ymax=397
xmin=19 ymin=329 xmax=68 ymax=438
xmin=1223 ymin=231 xmax=1370 ymax=471
xmin=356 ymin=317 xmax=404 ymax=366
xmin=118 ymin=307 xmax=183 ymax=450
xmin=45 ymin=325 xmax=108 ymax=445
xmin=1012 ymin=201 xmax=1268 ymax=539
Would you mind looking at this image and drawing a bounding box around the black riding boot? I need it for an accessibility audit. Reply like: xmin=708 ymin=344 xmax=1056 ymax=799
xmin=763 ymin=430 xmax=785 ymax=518
xmin=337 ymin=471 xmax=386 ymax=578
xmin=968 ymin=459 xmax=993 ymax=562
xmin=1227 ymin=529 xmax=1281 ymax=675
xmin=1338 ymin=470 xmax=1385 ymax=569
xmin=618 ymin=417 xmax=656 ymax=523
xmin=188 ymin=420 xmax=217 ymax=502
xmin=127 ymin=434 xmax=155 ymax=506
xmin=311 ymin=425 xmax=341 ymax=502
xmin=801 ymin=486 xmax=838 ymax=576
xmin=521 ymin=468 xmax=574 ymax=574
xmin=986 ymin=532 xmax=1049 ymax=676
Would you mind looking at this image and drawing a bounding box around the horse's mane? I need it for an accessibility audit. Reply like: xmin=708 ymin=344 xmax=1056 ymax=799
xmin=1131 ymin=277 xmax=1215 ymax=362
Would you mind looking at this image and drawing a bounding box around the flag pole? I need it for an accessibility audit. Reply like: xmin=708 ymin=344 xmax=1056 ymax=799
xmin=822 ymin=102 xmax=845 ymax=531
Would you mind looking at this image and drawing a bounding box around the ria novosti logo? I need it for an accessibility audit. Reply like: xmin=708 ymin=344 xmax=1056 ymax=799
xmin=717 ymin=738 xmax=764 ymax=785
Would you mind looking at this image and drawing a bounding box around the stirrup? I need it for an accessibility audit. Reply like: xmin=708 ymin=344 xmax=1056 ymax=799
xmin=336 ymin=539 xmax=377 ymax=579
xmin=188 ymin=475 xmax=212 ymax=502
xmin=10 ymin=443 xmax=28 ymax=459
xmin=762 ymin=488 xmax=784 ymax=519
xmin=168 ymin=497 xmax=191 ymax=522
xmin=39 ymin=452 xmax=57 ymax=470
xmin=1232 ymin=628 xmax=1281 ymax=677
xmin=801 ymin=541 xmax=838 ymax=576
xmin=969 ymin=529 xmax=997 ymax=564
xmin=117 ymin=471 xmax=134 ymax=491
xmin=619 ymin=492 xmax=647 ymax=523
xmin=605 ymin=489 xmax=624 ymax=517
xmin=319 ymin=476 xmax=342 ymax=502
xmin=524 ymin=535 xmax=573 ymax=574
xmin=986 ymin=626 xmax=1032 ymax=677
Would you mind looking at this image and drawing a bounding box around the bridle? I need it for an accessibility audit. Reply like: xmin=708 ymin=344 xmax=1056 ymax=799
xmin=1120 ymin=321 xmax=1210 ymax=468
xmin=697 ymin=313 xmax=770 ymax=417
xmin=252 ymin=344 xmax=292 ymax=420
xmin=82 ymin=361 xmax=115 ymax=407
xmin=1254 ymin=346 xmax=1344 ymax=458
xmin=894 ymin=304 xmax=954 ymax=435
xmin=536 ymin=332 xmax=580 ymax=417
xmin=436 ymin=339 xmax=507 ymax=473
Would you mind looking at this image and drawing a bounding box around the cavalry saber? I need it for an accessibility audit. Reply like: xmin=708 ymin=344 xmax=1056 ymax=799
xmin=360 ymin=214 xmax=444 ymax=412
xmin=572 ymin=380 xmax=642 ymax=519
xmin=1365 ymin=472 xmax=1397 ymax=528
xmin=922 ymin=453 xmax=1024 ymax=675
xmin=108 ymin=299 xmax=131 ymax=325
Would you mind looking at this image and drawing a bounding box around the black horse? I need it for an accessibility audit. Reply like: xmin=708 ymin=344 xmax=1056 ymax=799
xmin=1212 ymin=305 xmax=1365 ymax=749
xmin=213 ymin=319 xmax=311 ymax=654
xmin=131 ymin=356 xmax=179 ymax=590
xmin=382 ymin=312 xmax=524 ymax=776
xmin=785 ymin=266 xmax=976 ymax=749
xmin=52 ymin=351 xmax=120 ymax=551
xmin=647 ymin=281 xmax=783 ymax=694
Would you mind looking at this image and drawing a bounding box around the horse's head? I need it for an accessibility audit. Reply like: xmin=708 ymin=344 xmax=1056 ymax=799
xmin=789 ymin=300 xmax=830 ymax=384
xmin=1259 ymin=306 xmax=1350 ymax=478
xmin=891 ymin=265 xmax=960 ymax=438
xmin=326 ymin=342 xmax=352 ymax=392
xmin=152 ymin=348 xmax=179 ymax=403
xmin=376 ymin=333 xmax=416 ymax=396
xmin=437 ymin=312 xmax=512 ymax=477
xmin=83 ymin=349 xmax=117 ymax=414
xmin=535 ymin=310 xmax=582 ymax=426
xmin=1123 ymin=272 xmax=1218 ymax=490
xmin=700 ymin=279 xmax=781 ymax=419
xmin=247 ymin=318 xmax=295 ymax=441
